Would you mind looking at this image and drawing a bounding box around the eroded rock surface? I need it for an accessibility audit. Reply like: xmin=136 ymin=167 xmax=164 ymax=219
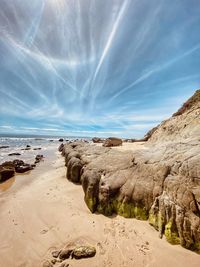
xmin=103 ymin=137 xmax=122 ymax=147
xmin=62 ymin=90 xmax=200 ymax=253
xmin=0 ymin=162 xmax=15 ymax=182
xmin=72 ymin=246 xmax=96 ymax=259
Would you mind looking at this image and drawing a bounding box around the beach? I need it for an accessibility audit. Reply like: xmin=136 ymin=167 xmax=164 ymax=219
xmin=0 ymin=142 xmax=200 ymax=267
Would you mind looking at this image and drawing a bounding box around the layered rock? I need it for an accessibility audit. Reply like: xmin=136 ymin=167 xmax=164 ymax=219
xmin=62 ymin=90 xmax=200 ymax=253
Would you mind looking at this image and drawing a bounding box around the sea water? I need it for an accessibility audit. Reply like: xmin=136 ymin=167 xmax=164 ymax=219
xmin=0 ymin=134 xmax=90 ymax=164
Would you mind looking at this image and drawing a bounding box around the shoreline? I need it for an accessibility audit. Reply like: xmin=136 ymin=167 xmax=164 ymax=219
xmin=0 ymin=144 xmax=199 ymax=267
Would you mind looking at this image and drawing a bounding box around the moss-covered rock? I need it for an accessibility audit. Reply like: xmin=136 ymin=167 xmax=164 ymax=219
xmin=84 ymin=196 xmax=97 ymax=213
xmin=149 ymin=211 xmax=165 ymax=234
xmin=95 ymin=199 xmax=148 ymax=220
xmin=164 ymin=221 xmax=180 ymax=245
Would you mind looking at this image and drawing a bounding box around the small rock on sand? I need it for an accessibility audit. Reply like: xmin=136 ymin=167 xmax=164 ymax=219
xmin=52 ymin=250 xmax=61 ymax=258
xmin=8 ymin=153 xmax=21 ymax=156
xmin=59 ymin=249 xmax=72 ymax=260
xmin=72 ymin=246 xmax=96 ymax=259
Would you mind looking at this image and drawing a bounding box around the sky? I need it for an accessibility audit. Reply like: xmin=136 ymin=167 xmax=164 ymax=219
xmin=0 ymin=0 xmax=200 ymax=138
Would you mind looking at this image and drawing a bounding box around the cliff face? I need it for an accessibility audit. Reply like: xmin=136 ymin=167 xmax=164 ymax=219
xmin=148 ymin=89 xmax=200 ymax=142
xmin=61 ymin=90 xmax=200 ymax=253
xmin=143 ymin=89 xmax=200 ymax=251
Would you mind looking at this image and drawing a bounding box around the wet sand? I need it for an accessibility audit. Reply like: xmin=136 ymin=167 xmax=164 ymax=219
xmin=0 ymin=144 xmax=199 ymax=267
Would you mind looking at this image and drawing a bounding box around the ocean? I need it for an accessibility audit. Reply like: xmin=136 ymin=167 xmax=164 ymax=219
xmin=0 ymin=134 xmax=91 ymax=164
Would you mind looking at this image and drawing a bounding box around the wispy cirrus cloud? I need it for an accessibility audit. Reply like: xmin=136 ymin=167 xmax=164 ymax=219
xmin=0 ymin=0 xmax=200 ymax=138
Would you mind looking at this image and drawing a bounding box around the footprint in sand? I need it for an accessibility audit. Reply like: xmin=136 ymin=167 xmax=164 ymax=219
xmin=137 ymin=242 xmax=150 ymax=255
xmin=97 ymin=242 xmax=106 ymax=255
xmin=40 ymin=229 xmax=48 ymax=234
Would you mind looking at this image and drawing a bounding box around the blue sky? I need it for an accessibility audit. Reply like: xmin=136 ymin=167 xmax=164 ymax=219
xmin=0 ymin=0 xmax=200 ymax=138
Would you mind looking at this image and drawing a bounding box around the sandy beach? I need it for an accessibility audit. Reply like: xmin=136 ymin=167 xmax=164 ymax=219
xmin=0 ymin=144 xmax=199 ymax=267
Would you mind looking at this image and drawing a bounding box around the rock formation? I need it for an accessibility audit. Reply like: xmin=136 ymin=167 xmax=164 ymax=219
xmin=43 ymin=244 xmax=96 ymax=266
xmin=61 ymin=90 xmax=200 ymax=253
xmin=0 ymin=156 xmax=44 ymax=182
xmin=0 ymin=162 xmax=15 ymax=182
xmin=92 ymin=137 xmax=104 ymax=143
xmin=103 ymin=137 xmax=122 ymax=147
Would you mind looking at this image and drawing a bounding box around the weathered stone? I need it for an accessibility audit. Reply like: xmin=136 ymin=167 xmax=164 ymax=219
xmin=58 ymin=143 xmax=64 ymax=152
xmin=65 ymin=151 xmax=81 ymax=166
xmin=51 ymin=259 xmax=57 ymax=264
xmin=82 ymin=170 xmax=101 ymax=213
xmin=72 ymin=246 xmax=96 ymax=259
xmin=103 ymin=137 xmax=122 ymax=147
xmin=52 ymin=250 xmax=61 ymax=258
xmin=59 ymin=249 xmax=72 ymax=260
xmin=1 ymin=161 xmax=15 ymax=168
xmin=59 ymin=138 xmax=64 ymax=142
xmin=0 ymin=165 xmax=15 ymax=182
xmin=35 ymin=154 xmax=44 ymax=164
xmin=66 ymin=157 xmax=83 ymax=183
xmin=15 ymin=164 xmax=33 ymax=173
xmin=8 ymin=153 xmax=21 ymax=156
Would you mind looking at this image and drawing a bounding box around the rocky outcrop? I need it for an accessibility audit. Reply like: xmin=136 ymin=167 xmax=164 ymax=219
xmin=103 ymin=137 xmax=122 ymax=147
xmin=13 ymin=159 xmax=35 ymax=173
xmin=0 ymin=146 xmax=9 ymax=149
xmin=0 ymin=156 xmax=44 ymax=182
xmin=58 ymin=143 xmax=64 ymax=152
xmin=148 ymin=89 xmax=200 ymax=143
xmin=61 ymin=90 xmax=200 ymax=253
xmin=92 ymin=137 xmax=104 ymax=143
xmin=0 ymin=162 xmax=15 ymax=182
xmin=8 ymin=152 xmax=21 ymax=156
xmin=173 ymin=89 xmax=200 ymax=117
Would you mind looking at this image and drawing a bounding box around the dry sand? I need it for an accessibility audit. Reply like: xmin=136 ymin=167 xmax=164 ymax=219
xmin=0 ymin=145 xmax=199 ymax=267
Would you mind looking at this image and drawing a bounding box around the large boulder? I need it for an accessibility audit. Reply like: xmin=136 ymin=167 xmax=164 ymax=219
xmin=67 ymin=157 xmax=83 ymax=183
xmin=0 ymin=162 xmax=15 ymax=182
xmin=103 ymin=137 xmax=122 ymax=147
